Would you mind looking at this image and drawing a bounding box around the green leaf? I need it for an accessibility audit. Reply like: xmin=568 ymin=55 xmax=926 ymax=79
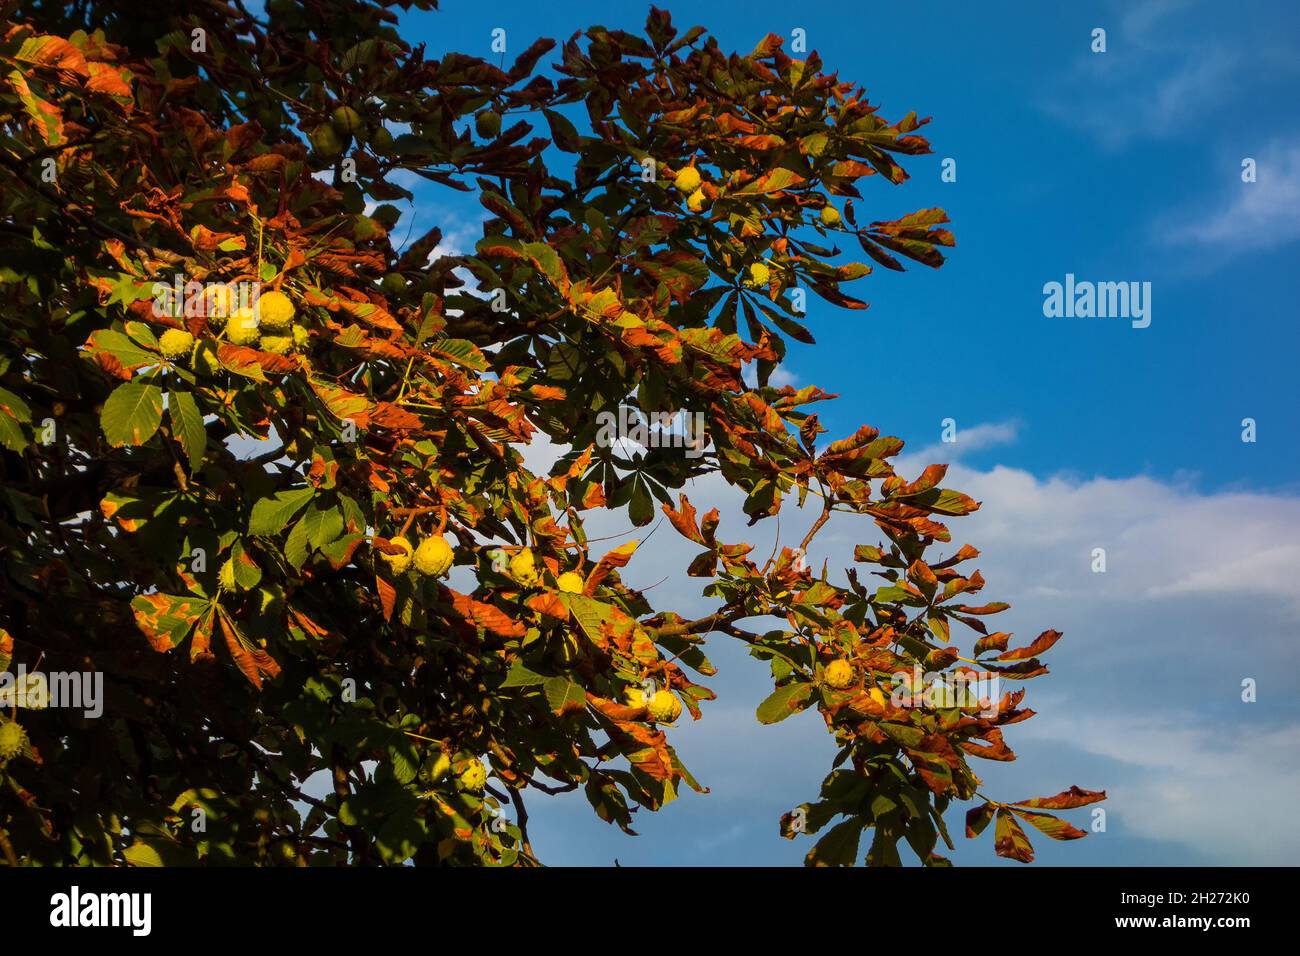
xmin=756 ymin=681 xmax=813 ymax=724
xmin=122 ymin=841 xmax=164 ymax=867
xmin=542 ymin=676 xmax=587 ymax=716
xmin=384 ymin=728 xmax=419 ymax=785
xmin=284 ymin=514 xmax=312 ymax=569
xmin=543 ymin=108 xmax=582 ymax=151
xmin=500 ymin=660 xmax=547 ymax=687
xmin=83 ymin=328 xmax=158 ymax=372
xmin=249 ymin=488 xmax=315 ymax=536
xmin=428 ymin=336 xmax=488 ymax=372
xmin=564 ymin=594 xmax=612 ymax=642
xmin=866 ymin=824 xmax=903 ymax=866
xmin=0 ymin=385 xmax=32 ymax=451
xmin=101 ymin=381 xmax=164 ymax=447
xmin=169 ymin=390 xmax=206 ymax=471
xmin=230 ymin=539 xmax=262 ymax=589
xmin=805 ymin=816 xmax=864 ymax=866
xmin=733 ymin=167 xmax=802 ymax=196
xmin=301 ymin=503 xmax=345 ymax=549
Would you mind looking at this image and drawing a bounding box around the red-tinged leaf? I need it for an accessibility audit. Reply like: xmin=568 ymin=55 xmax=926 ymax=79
xmin=131 ymin=593 xmax=209 ymax=652
xmin=1012 ymin=786 xmax=1108 ymax=810
xmin=954 ymin=602 xmax=1010 ymax=616
xmin=997 ymin=629 xmax=1062 ymax=662
xmin=743 ymin=392 xmax=787 ymax=435
xmin=376 ymin=574 xmax=397 ymax=622
xmin=369 ymin=402 xmax=423 ymax=431
xmin=637 ymin=251 xmax=708 ymax=302
xmin=662 ymin=494 xmax=704 ymax=544
xmin=585 ymin=540 xmax=637 ymax=594
xmin=898 ymin=463 xmax=948 ymax=496
xmin=6 ymin=68 xmax=64 ymax=145
xmin=933 ymin=543 xmax=980 ymax=568
xmin=86 ymin=62 xmax=132 ymax=99
xmin=217 ymin=343 xmax=296 ymax=378
xmin=310 ymin=382 xmax=372 ymax=427
xmin=527 ymin=592 xmax=569 ymax=620
xmin=966 ymin=802 xmax=995 ymax=838
xmin=542 ymin=676 xmax=587 ymax=716
xmin=449 ymin=590 xmax=525 ymax=637
xmin=217 ymin=608 xmax=280 ymax=689
xmin=687 ymin=550 xmax=717 ymax=577
xmin=822 ymin=424 xmax=881 ymax=458
xmin=993 ymin=808 xmax=1035 ymax=862
xmin=189 ymin=608 xmax=214 ymax=662
xmin=14 ymin=35 xmax=90 ymax=74
xmin=906 ymin=559 xmax=938 ymax=595
xmin=733 ymin=166 xmax=802 ymax=196
xmin=336 ymin=297 xmax=402 ymax=333
xmin=1011 ymin=809 xmax=1089 ymax=841
xmin=973 ymin=632 xmax=1011 ymax=656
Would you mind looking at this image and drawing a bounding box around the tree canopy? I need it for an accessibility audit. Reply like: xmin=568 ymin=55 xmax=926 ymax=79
xmin=0 ymin=0 xmax=1103 ymax=866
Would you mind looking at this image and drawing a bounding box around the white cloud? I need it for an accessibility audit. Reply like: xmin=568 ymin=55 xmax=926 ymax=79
xmin=1039 ymin=0 xmax=1258 ymax=150
xmin=1163 ymin=138 xmax=1300 ymax=250
xmin=1017 ymin=714 xmax=1300 ymax=864
xmin=899 ymin=419 xmax=1019 ymax=468
xmin=519 ymin=419 xmax=1300 ymax=862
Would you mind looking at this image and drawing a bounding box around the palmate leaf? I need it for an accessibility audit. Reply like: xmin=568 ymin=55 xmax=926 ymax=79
xmin=0 ymin=0 xmax=1102 ymax=871
xmin=100 ymin=381 xmax=164 ymax=447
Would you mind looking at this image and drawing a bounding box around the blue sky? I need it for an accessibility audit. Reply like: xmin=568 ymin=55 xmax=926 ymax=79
xmin=381 ymin=0 xmax=1300 ymax=865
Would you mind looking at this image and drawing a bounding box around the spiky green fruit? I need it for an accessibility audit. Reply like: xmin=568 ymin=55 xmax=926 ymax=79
xmin=824 ymin=659 xmax=854 ymax=689
xmin=159 ymin=328 xmax=194 ymax=361
xmin=0 ymin=720 xmax=28 ymax=761
xmin=509 ymin=548 xmax=538 ymax=587
xmin=647 ymin=690 xmax=682 ymax=723
xmin=256 ymin=290 xmax=295 ymax=331
xmin=379 ymin=537 xmax=413 ymax=574
xmin=458 ymin=760 xmax=487 ymax=792
xmin=413 ymin=535 xmax=454 ymax=577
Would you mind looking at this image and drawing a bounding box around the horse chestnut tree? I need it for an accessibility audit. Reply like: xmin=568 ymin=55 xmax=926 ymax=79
xmin=0 ymin=0 xmax=1102 ymax=866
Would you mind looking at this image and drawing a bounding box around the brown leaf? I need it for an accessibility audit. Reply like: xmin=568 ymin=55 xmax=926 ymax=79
xmin=449 ymin=590 xmax=525 ymax=638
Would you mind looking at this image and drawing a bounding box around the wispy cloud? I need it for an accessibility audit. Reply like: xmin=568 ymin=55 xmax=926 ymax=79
xmin=520 ymin=420 xmax=1300 ymax=863
xmin=1017 ymin=715 xmax=1300 ymax=864
xmin=1160 ymin=137 xmax=1300 ymax=250
xmin=899 ymin=419 xmax=1019 ymax=470
xmin=1040 ymin=0 xmax=1247 ymax=150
